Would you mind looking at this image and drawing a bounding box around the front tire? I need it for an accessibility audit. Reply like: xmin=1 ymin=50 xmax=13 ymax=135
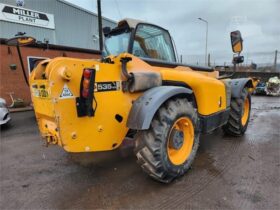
xmin=223 ymin=88 xmax=251 ymax=136
xmin=134 ymin=98 xmax=200 ymax=183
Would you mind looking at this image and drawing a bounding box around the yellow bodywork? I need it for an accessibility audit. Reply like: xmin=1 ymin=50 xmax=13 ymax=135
xmin=30 ymin=53 xmax=227 ymax=153
xmin=248 ymin=77 xmax=260 ymax=93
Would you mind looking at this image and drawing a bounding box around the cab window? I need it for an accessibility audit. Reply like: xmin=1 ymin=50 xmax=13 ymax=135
xmin=104 ymin=31 xmax=131 ymax=56
xmin=132 ymin=24 xmax=176 ymax=62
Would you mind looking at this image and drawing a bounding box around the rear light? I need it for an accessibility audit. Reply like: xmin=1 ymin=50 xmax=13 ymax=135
xmin=82 ymin=89 xmax=89 ymax=98
xmin=83 ymin=79 xmax=90 ymax=89
xmin=82 ymin=69 xmax=92 ymax=98
xmin=76 ymin=68 xmax=96 ymax=117
xmin=83 ymin=69 xmax=91 ymax=79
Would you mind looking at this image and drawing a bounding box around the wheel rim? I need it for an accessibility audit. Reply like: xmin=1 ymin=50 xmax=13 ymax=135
xmin=167 ymin=117 xmax=194 ymax=165
xmin=241 ymin=97 xmax=250 ymax=126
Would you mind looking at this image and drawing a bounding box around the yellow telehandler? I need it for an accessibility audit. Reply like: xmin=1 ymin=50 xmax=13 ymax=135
xmin=10 ymin=19 xmax=253 ymax=183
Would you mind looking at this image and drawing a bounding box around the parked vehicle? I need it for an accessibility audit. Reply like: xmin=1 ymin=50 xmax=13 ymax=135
xmin=0 ymin=98 xmax=11 ymax=125
xmin=265 ymin=76 xmax=280 ymax=96
xmin=254 ymin=82 xmax=267 ymax=95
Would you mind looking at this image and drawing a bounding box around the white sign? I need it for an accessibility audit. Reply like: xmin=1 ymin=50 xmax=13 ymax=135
xmin=60 ymin=84 xmax=74 ymax=99
xmin=0 ymin=3 xmax=55 ymax=29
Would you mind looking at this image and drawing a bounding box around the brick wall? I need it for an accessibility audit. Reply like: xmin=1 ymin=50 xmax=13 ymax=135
xmin=0 ymin=44 xmax=100 ymax=105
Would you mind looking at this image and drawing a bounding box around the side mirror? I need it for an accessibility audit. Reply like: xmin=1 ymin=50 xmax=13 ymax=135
xmin=6 ymin=36 xmax=36 ymax=46
xmin=230 ymin=30 xmax=243 ymax=54
xmin=103 ymin=27 xmax=111 ymax=37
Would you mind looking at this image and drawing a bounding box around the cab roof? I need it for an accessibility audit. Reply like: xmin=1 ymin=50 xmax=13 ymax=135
xmin=117 ymin=18 xmax=147 ymax=29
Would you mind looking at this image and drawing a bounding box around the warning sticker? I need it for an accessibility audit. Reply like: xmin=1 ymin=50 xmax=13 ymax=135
xmin=60 ymin=84 xmax=74 ymax=99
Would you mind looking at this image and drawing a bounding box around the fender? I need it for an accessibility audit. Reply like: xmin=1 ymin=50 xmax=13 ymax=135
xmin=231 ymin=78 xmax=253 ymax=98
xmin=127 ymin=86 xmax=193 ymax=130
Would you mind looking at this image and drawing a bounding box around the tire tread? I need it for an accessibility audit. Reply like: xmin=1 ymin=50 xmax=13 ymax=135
xmin=134 ymin=98 xmax=199 ymax=183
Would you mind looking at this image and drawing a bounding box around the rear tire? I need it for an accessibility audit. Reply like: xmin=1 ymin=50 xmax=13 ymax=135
xmin=134 ymin=98 xmax=200 ymax=183
xmin=223 ymin=88 xmax=251 ymax=136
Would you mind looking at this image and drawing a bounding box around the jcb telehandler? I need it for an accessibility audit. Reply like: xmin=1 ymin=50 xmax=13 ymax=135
xmin=9 ymin=19 xmax=253 ymax=183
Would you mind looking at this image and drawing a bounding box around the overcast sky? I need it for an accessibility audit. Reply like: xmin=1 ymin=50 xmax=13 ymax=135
xmin=66 ymin=0 xmax=279 ymax=65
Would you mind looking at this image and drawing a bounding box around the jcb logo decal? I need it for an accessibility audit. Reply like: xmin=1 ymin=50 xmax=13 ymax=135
xmin=94 ymin=81 xmax=121 ymax=92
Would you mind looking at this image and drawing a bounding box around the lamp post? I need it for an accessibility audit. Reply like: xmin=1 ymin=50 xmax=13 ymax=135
xmin=198 ymin=17 xmax=208 ymax=66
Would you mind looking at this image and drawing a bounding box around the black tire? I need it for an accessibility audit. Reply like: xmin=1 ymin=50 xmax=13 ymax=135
xmin=222 ymin=88 xmax=251 ymax=136
xmin=134 ymin=98 xmax=200 ymax=183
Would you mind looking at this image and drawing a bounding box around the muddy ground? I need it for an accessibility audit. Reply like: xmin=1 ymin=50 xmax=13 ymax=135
xmin=0 ymin=96 xmax=279 ymax=209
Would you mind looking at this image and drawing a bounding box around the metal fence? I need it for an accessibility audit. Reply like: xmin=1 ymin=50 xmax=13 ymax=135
xmin=180 ymin=50 xmax=279 ymax=72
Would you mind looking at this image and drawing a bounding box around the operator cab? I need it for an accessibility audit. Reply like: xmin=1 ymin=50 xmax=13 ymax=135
xmin=103 ymin=18 xmax=176 ymax=62
xmin=103 ymin=18 xmax=214 ymax=72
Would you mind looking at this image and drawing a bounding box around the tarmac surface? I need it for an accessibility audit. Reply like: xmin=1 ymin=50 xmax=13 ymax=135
xmin=1 ymin=96 xmax=279 ymax=209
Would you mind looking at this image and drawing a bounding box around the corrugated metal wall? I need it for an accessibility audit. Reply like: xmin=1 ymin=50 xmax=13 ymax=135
xmin=0 ymin=0 xmax=116 ymax=50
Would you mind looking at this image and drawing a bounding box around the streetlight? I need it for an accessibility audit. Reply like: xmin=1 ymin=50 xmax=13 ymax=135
xmin=198 ymin=17 xmax=208 ymax=66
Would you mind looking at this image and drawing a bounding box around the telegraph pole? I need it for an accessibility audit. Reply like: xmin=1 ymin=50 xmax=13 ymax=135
xmin=97 ymin=0 xmax=103 ymax=51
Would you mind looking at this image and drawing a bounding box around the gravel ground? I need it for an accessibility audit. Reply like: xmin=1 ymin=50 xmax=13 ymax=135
xmin=0 ymin=96 xmax=279 ymax=209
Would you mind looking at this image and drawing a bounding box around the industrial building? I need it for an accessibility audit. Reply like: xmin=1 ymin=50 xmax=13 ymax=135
xmin=0 ymin=0 xmax=116 ymax=105
xmin=0 ymin=0 xmax=116 ymax=49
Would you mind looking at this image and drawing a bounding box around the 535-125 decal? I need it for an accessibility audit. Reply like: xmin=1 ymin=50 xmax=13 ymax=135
xmin=94 ymin=81 xmax=121 ymax=92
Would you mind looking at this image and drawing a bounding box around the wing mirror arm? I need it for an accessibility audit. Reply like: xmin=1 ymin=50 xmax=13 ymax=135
xmin=218 ymin=54 xmax=244 ymax=80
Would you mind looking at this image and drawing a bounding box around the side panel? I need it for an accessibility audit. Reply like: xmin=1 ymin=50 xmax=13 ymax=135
xmin=127 ymin=86 xmax=193 ymax=130
xmin=160 ymin=70 xmax=227 ymax=115
xmin=123 ymin=55 xmax=226 ymax=116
